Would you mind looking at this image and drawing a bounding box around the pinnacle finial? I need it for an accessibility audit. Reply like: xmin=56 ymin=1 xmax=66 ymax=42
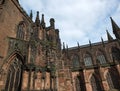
xmin=106 ymin=30 xmax=113 ymax=42
xmin=41 ymin=14 xmax=45 ymax=28
xmin=62 ymin=42 xmax=66 ymax=53
xmin=101 ymin=37 xmax=105 ymax=47
xmin=77 ymin=42 xmax=80 ymax=47
xmin=30 ymin=10 xmax=33 ymax=19
xmin=66 ymin=44 xmax=68 ymax=49
xmin=77 ymin=42 xmax=80 ymax=50
xmin=63 ymin=42 xmax=65 ymax=50
xmin=41 ymin=14 xmax=45 ymax=22
xmin=66 ymin=44 xmax=69 ymax=58
xmin=110 ymin=17 xmax=119 ymax=32
xmin=89 ymin=40 xmax=92 ymax=48
xmin=35 ymin=11 xmax=40 ymax=26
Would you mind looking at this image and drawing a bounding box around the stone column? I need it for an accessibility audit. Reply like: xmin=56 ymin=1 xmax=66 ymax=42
xmin=4 ymin=70 xmax=11 ymax=91
xmin=27 ymin=68 xmax=32 ymax=90
xmin=9 ymin=67 xmax=16 ymax=91
xmin=33 ymin=71 xmax=36 ymax=89
xmin=116 ymin=65 xmax=120 ymax=76
xmin=99 ymin=67 xmax=109 ymax=91
xmin=12 ymin=69 xmax=17 ymax=91
xmin=50 ymin=75 xmax=52 ymax=90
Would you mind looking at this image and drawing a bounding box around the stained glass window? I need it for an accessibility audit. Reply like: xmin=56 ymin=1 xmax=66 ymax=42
xmin=72 ymin=55 xmax=80 ymax=67
xmin=97 ymin=55 xmax=106 ymax=64
xmin=16 ymin=22 xmax=25 ymax=39
xmin=84 ymin=54 xmax=93 ymax=66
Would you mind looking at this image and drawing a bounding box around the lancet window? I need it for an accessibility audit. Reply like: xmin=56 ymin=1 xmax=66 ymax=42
xmin=84 ymin=53 xmax=93 ymax=66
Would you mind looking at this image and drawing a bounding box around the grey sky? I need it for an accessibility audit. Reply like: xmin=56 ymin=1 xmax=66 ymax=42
xmin=19 ymin=0 xmax=120 ymax=47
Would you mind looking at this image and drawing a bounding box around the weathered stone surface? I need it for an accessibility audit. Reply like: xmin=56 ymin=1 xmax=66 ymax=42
xmin=0 ymin=0 xmax=120 ymax=91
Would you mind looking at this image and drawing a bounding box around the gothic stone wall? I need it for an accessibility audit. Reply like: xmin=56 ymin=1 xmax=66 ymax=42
xmin=0 ymin=0 xmax=31 ymax=64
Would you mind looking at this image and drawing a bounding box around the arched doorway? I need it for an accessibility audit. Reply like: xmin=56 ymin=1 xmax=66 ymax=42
xmin=75 ymin=75 xmax=86 ymax=91
xmin=4 ymin=53 xmax=24 ymax=91
xmin=106 ymin=68 xmax=120 ymax=90
xmin=90 ymin=74 xmax=102 ymax=91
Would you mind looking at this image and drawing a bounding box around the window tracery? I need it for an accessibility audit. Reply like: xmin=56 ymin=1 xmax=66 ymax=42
xmin=72 ymin=55 xmax=80 ymax=67
xmin=97 ymin=51 xmax=106 ymax=64
xmin=112 ymin=47 xmax=120 ymax=61
xmin=84 ymin=53 xmax=93 ymax=66
xmin=5 ymin=57 xmax=22 ymax=91
xmin=16 ymin=22 xmax=25 ymax=39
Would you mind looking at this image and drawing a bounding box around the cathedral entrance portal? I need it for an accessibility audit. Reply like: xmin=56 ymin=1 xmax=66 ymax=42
xmin=4 ymin=55 xmax=23 ymax=91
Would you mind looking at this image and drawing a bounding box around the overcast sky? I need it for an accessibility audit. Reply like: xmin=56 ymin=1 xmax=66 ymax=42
xmin=19 ymin=0 xmax=120 ymax=47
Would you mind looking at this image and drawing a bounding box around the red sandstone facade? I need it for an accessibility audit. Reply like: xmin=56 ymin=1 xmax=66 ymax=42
xmin=0 ymin=0 xmax=120 ymax=91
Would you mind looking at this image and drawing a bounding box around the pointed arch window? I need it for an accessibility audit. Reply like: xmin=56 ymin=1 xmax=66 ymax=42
xmin=111 ymin=47 xmax=120 ymax=61
xmin=106 ymin=72 xmax=114 ymax=89
xmin=5 ymin=57 xmax=23 ymax=91
xmin=16 ymin=22 xmax=25 ymax=39
xmin=84 ymin=53 xmax=93 ymax=66
xmin=5 ymin=70 xmax=11 ymax=91
xmin=75 ymin=76 xmax=81 ymax=91
xmin=90 ymin=75 xmax=102 ymax=91
xmin=106 ymin=69 xmax=120 ymax=90
xmin=75 ymin=75 xmax=86 ymax=91
xmin=97 ymin=51 xmax=106 ymax=64
xmin=9 ymin=66 xmax=15 ymax=91
xmin=72 ymin=55 xmax=80 ymax=68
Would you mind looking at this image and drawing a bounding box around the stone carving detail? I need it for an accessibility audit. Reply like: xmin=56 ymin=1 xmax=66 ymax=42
xmin=8 ymin=37 xmax=28 ymax=56
xmin=5 ymin=58 xmax=22 ymax=91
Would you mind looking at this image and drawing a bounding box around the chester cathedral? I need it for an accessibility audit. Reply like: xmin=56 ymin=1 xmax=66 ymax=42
xmin=0 ymin=0 xmax=120 ymax=91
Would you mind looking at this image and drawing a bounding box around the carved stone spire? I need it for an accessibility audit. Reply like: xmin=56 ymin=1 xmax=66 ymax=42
xmin=35 ymin=11 xmax=40 ymax=26
xmin=106 ymin=30 xmax=113 ymax=42
xmin=63 ymin=42 xmax=65 ymax=50
xmin=110 ymin=17 xmax=120 ymax=39
xmin=77 ymin=42 xmax=80 ymax=51
xmin=41 ymin=14 xmax=45 ymax=28
xmin=101 ymin=37 xmax=105 ymax=47
xmin=66 ymin=44 xmax=69 ymax=56
xmin=89 ymin=40 xmax=92 ymax=48
xmin=110 ymin=17 xmax=119 ymax=32
xmin=62 ymin=42 xmax=65 ymax=53
xmin=30 ymin=10 xmax=33 ymax=20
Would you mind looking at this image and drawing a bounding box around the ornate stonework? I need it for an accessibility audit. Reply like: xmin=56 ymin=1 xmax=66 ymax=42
xmin=0 ymin=0 xmax=120 ymax=91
